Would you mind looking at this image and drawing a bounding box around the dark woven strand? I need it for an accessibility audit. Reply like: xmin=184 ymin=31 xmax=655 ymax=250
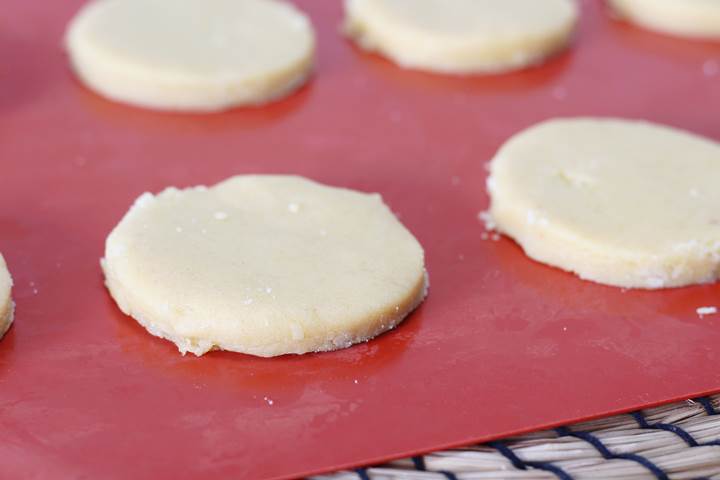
xmin=354 ymin=468 xmax=371 ymax=480
xmin=696 ymin=397 xmax=719 ymax=416
xmin=632 ymin=410 xmax=720 ymax=448
xmin=438 ymin=471 xmax=459 ymax=480
xmin=555 ymin=427 xmax=669 ymax=480
xmin=412 ymin=456 xmax=427 ymax=471
xmin=487 ymin=441 xmax=575 ymax=480
xmin=631 ymin=411 xmax=699 ymax=447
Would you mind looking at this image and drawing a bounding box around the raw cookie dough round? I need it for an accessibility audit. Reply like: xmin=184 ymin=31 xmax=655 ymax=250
xmin=486 ymin=118 xmax=720 ymax=289
xmin=1 ymin=254 xmax=14 ymax=339
xmin=102 ymin=175 xmax=428 ymax=357
xmin=609 ymin=0 xmax=720 ymax=39
xmin=66 ymin=0 xmax=315 ymax=111
xmin=343 ymin=0 xmax=578 ymax=74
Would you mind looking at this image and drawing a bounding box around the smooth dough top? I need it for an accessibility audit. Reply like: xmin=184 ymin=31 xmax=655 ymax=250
xmin=344 ymin=0 xmax=578 ymax=73
xmin=609 ymin=0 xmax=720 ymax=39
xmin=1 ymin=254 xmax=13 ymax=338
xmin=66 ymin=0 xmax=315 ymax=111
xmin=488 ymin=118 xmax=720 ymax=289
xmin=102 ymin=176 xmax=427 ymax=357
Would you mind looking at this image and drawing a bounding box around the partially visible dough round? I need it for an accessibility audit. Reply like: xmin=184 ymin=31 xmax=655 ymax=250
xmin=66 ymin=0 xmax=315 ymax=111
xmin=609 ymin=0 xmax=720 ymax=39
xmin=343 ymin=0 xmax=578 ymax=74
xmin=1 ymin=254 xmax=14 ymax=339
xmin=102 ymin=175 xmax=428 ymax=357
xmin=486 ymin=118 xmax=720 ymax=289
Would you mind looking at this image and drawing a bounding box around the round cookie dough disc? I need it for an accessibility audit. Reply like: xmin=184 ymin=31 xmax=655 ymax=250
xmin=609 ymin=0 xmax=720 ymax=39
xmin=343 ymin=0 xmax=578 ymax=74
xmin=66 ymin=0 xmax=315 ymax=111
xmin=486 ymin=118 xmax=720 ymax=289
xmin=1 ymin=254 xmax=14 ymax=339
xmin=102 ymin=176 xmax=428 ymax=357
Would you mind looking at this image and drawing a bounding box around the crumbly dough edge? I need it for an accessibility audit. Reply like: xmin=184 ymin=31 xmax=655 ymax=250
xmin=485 ymin=197 xmax=720 ymax=290
xmin=102 ymin=255 xmax=429 ymax=357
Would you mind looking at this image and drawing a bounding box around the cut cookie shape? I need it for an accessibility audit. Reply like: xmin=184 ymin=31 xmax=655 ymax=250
xmin=486 ymin=118 xmax=720 ymax=289
xmin=102 ymin=175 xmax=428 ymax=357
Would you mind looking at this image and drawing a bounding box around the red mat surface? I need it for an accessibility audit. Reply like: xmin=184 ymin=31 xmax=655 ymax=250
xmin=1 ymin=1 xmax=720 ymax=479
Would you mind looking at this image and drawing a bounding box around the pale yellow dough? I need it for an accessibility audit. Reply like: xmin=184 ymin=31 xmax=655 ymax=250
xmin=487 ymin=118 xmax=720 ymax=289
xmin=343 ymin=0 xmax=578 ymax=74
xmin=609 ymin=0 xmax=720 ymax=39
xmin=0 ymin=254 xmax=14 ymax=339
xmin=102 ymin=176 xmax=428 ymax=357
xmin=66 ymin=0 xmax=315 ymax=111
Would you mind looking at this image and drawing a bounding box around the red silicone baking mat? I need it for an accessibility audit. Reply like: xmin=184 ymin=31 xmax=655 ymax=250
xmin=1 ymin=1 xmax=720 ymax=479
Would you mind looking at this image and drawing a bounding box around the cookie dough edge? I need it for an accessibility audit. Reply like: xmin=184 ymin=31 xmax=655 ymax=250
xmin=102 ymin=252 xmax=429 ymax=357
xmin=0 ymin=257 xmax=14 ymax=340
xmin=0 ymin=303 xmax=15 ymax=339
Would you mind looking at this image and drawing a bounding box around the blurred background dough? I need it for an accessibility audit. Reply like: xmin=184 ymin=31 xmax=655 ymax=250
xmin=344 ymin=0 xmax=578 ymax=74
xmin=609 ymin=0 xmax=720 ymax=39
xmin=66 ymin=0 xmax=316 ymax=111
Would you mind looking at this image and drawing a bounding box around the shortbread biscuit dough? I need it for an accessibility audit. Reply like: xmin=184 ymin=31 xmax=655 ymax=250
xmin=343 ymin=0 xmax=578 ymax=74
xmin=66 ymin=0 xmax=315 ymax=111
xmin=102 ymin=175 xmax=428 ymax=357
xmin=1 ymin=254 xmax=14 ymax=339
xmin=486 ymin=118 xmax=720 ymax=289
xmin=609 ymin=0 xmax=720 ymax=39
